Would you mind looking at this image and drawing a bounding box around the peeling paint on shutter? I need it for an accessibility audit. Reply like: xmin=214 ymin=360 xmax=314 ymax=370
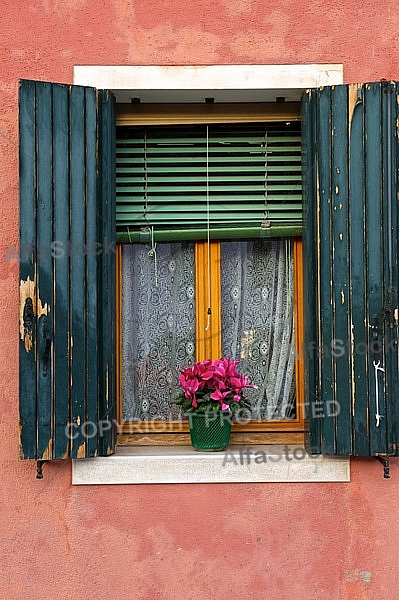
xmin=19 ymin=80 xmax=116 ymax=460
xmin=302 ymin=81 xmax=399 ymax=456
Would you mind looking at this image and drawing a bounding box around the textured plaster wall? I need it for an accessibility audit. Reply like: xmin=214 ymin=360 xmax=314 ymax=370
xmin=1 ymin=1 xmax=399 ymax=599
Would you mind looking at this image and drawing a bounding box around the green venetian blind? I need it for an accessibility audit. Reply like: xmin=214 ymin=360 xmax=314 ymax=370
xmin=116 ymin=122 xmax=301 ymax=242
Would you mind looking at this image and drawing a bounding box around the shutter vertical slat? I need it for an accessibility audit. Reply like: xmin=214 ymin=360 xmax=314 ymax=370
xmin=387 ymin=83 xmax=399 ymax=454
xmin=317 ymin=86 xmax=336 ymax=454
xmin=331 ymin=86 xmax=352 ymax=455
xmin=36 ymin=82 xmax=54 ymax=459
xmin=52 ymin=83 xmax=71 ymax=458
xmin=19 ymin=80 xmax=37 ymax=459
xmin=388 ymin=84 xmax=399 ymax=453
xmin=302 ymin=91 xmax=319 ymax=451
xmin=380 ymin=83 xmax=393 ymax=452
xmin=382 ymin=84 xmax=399 ymax=453
xmin=19 ymin=80 xmax=116 ymax=460
xmin=98 ymin=90 xmax=116 ymax=455
xmin=348 ymin=85 xmax=369 ymax=456
xmin=364 ymin=83 xmax=386 ymax=455
xmin=85 ymin=87 xmax=100 ymax=457
xmin=69 ymin=86 xmax=87 ymax=458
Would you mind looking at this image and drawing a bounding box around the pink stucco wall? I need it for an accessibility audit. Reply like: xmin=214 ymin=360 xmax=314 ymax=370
xmin=2 ymin=2 xmax=399 ymax=599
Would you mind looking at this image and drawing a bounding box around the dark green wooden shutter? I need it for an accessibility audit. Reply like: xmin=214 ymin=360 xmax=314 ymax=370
xmin=19 ymin=80 xmax=116 ymax=460
xmin=303 ymin=81 xmax=399 ymax=457
xmin=115 ymin=123 xmax=302 ymax=242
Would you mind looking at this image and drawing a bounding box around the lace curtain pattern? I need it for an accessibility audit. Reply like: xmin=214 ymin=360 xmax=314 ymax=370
xmin=122 ymin=239 xmax=295 ymax=422
xmin=122 ymin=243 xmax=195 ymax=421
xmin=221 ymin=239 xmax=296 ymax=420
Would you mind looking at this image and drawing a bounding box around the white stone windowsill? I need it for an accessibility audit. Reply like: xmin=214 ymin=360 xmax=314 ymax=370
xmin=72 ymin=445 xmax=350 ymax=485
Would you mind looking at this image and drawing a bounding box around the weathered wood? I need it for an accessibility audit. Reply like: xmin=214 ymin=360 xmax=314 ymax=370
xmin=70 ymin=85 xmax=87 ymax=459
xmin=348 ymin=84 xmax=369 ymax=456
xmin=19 ymin=80 xmax=117 ymax=460
xmin=331 ymin=85 xmax=352 ymax=454
xmin=19 ymin=80 xmax=37 ymax=459
xmin=317 ymin=85 xmax=336 ymax=453
xmin=53 ymin=83 xmax=71 ymax=459
xmin=85 ymin=86 xmax=100 ymax=458
xmin=98 ymin=89 xmax=117 ymax=456
xmin=382 ymin=83 xmax=399 ymax=454
xmin=301 ymin=90 xmax=319 ymax=452
xmin=303 ymin=81 xmax=399 ymax=456
xmin=36 ymin=81 xmax=53 ymax=460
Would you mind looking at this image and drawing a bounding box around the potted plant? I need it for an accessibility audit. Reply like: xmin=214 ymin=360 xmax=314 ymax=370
xmin=172 ymin=357 xmax=255 ymax=451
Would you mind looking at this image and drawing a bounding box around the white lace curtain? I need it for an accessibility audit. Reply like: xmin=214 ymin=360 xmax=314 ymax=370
xmin=221 ymin=238 xmax=296 ymax=420
xmin=122 ymin=243 xmax=195 ymax=421
xmin=122 ymin=239 xmax=295 ymax=421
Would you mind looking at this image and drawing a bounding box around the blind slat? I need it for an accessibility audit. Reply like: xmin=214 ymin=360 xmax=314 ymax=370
xmin=116 ymin=123 xmax=301 ymax=239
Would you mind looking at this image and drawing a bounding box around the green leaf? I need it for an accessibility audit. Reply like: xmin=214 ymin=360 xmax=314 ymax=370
xmin=197 ymin=393 xmax=211 ymax=404
xmin=171 ymin=394 xmax=186 ymax=405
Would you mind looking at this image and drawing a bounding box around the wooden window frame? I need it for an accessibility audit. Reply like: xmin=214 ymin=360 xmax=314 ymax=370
xmin=115 ymin=103 xmax=305 ymax=446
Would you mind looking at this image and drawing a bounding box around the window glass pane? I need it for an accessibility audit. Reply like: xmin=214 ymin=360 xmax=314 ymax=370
xmin=122 ymin=243 xmax=195 ymax=420
xmin=221 ymin=239 xmax=296 ymax=420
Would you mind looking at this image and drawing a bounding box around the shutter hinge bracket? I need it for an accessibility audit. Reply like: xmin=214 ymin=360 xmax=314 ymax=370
xmin=36 ymin=460 xmax=46 ymax=479
xmin=375 ymin=455 xmax=390 ymax=479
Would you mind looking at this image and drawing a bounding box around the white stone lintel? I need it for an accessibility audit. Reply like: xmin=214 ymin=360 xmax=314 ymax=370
xmin=73 ymin=64 xmax=343 ymax=103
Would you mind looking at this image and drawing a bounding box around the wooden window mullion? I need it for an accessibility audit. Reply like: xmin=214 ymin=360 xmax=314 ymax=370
xmin=195 ymin=240 xmax=221 ymax=362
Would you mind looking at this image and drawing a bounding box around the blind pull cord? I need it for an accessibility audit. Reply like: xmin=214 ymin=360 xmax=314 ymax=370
xmin=205 ymin=124 xmax=212 ymax=331
xmin=142 ymin=131 xmax=158 ymax=287
xmin=148 ymin=226 xmax=158 ymax=288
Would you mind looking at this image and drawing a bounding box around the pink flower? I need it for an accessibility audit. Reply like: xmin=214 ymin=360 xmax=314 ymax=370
xmin=178 ymin=357 xmax=254 ymax=412
xmin=210 ymin=388 xmax=230 ymax=402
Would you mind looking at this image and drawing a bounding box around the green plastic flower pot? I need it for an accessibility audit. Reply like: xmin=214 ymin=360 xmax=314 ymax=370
xmin=187 ymin=412 xmax=232 ymax=451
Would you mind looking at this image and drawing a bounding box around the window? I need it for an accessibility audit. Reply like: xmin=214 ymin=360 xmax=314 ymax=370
xmin=115 ymin=111 xmax=305 ymax=445
xmin=19 ymin=72 xmax=399 ymax=466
